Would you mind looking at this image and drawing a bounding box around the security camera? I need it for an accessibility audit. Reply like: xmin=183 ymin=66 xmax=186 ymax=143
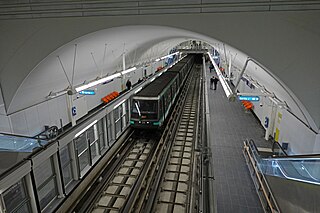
xmin=259 ymin=103 xmax=263 ymax=107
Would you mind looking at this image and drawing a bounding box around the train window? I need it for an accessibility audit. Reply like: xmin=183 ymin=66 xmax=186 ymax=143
xmin=132 ymin=100 xmax=158 ymax=120
xmin=172 ymin=80 xmax=177 ymax=96
xmin=168 ymin=89 xmax=172 ymax=102
xmin=164 ymin=94 xmax=168 ymax=111
xmin=159 ymin=98 xmax=163 ymax=119
xmin=3 ymin=179 xmax=31 ymax=213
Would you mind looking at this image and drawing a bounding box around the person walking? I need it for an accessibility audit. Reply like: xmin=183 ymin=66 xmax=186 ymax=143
xmin=212 ymin=76 xmax=219 ymax=90
xmin=126 ymin=79 xmax=132 ymax=90
xmin=210 ymin=76 xmax=214 ymax=89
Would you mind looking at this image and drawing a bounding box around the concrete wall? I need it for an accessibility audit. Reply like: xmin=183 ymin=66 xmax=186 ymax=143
xmin=236 ymin=71 xmax=319 ymax=154
xmin=0 ymin=59 xmax=164 ymax=136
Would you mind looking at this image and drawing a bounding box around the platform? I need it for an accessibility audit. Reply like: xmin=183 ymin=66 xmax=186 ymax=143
xmin=206 ymin=69 xmax=272 ymax=212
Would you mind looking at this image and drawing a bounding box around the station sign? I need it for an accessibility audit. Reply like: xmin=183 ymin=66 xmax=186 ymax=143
xmin=79 ymin=90 xmax=96 ymax=95
xmin=238 ymin=96 xmax=260 ymax=101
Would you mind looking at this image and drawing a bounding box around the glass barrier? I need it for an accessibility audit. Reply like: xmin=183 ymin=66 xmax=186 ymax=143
xmin=0 ymin=134 xmax=47 ymax=152
xmin=247 ymin=139 xmax=320 ymax=185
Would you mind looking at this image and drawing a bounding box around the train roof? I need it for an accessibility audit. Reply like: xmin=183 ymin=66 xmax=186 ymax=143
xmin=179 ymin=55 xmax=193 ymax=63
xmin=135 ymin=72 xmax=178 ymax=97
xmin=166 ymin=55 xmax=193 ymax=72
xmin=167 ymin=63 xmax=184 ymax=72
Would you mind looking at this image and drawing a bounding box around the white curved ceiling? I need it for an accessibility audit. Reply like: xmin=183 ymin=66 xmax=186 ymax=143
xmin=0 ymin=12 xmax=319 ymax=132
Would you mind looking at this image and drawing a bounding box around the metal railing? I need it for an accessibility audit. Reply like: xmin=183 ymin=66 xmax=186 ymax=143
xmin=243 ymin=139 xmax=280 ymax=213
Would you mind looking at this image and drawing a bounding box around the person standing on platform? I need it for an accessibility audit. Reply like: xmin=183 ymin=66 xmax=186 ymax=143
xmin=212 ymin=76 xmax=219 ymax=90
xmin=126 ymin=79 xmax=132 ymax=90
xmin=210 ymin=76 xmax=214 ymax=89
xmin=209 ymin=64 xmax=214 ymax=72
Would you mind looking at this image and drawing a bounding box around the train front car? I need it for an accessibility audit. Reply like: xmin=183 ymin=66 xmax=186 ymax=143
xmin=130 ymin=54 xmax=196 ymax=129
xmin=130 ymin=97 xmax=160 ymax=128
xmin=130 ymin=72 xmax=178 ymax=129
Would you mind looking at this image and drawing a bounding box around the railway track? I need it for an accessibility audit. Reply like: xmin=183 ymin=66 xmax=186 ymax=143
xmin=153 ymin=63 xmax=202 ymax=213
xmin=73 ymin=131 xmax=158 ymax=213
xmin=134 ymin=63 xmax=203 ymax=213
xmin=74 ymin=62 xmax=203 ymax=213
xmin=91 ymin=137 xmax=155 ymax=213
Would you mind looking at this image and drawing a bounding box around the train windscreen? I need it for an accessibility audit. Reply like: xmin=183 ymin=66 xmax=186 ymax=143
xmin=132 ymin=100 xmax=158 ymax=119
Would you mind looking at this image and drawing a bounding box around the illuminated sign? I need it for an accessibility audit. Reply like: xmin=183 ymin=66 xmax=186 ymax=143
xmin=239 ymin=96 xmax=260 ymax=101
xmin=79 ymin=90 xmax=95 ymax=95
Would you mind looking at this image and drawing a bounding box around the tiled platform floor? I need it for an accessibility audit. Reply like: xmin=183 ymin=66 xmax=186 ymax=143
xmin=206 ymin=71 xmax=272 ymax=213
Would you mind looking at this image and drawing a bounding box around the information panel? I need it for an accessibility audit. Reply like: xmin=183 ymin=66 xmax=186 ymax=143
xmin=238 ymin=96 xmax=260 ymax=101
xmin=79 ymin=90 xmax=96 ymax=95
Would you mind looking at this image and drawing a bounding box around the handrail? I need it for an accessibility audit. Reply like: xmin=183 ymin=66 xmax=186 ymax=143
xmin=248 ymin=139 xmax=259 ymax=152
xmin=271 ymin=153 xmax=320 ymax=159
xmin=272 ymin=141 xmax=288 ymax=157
xmin=243 ymin=139 xmax=281 ymax=213
xmin=0 ymin=131 xmax=44 ymax=141
xmin=247 ymin=139 xmax=320 ymax=185
xmin=275 ymin=160 xmax=320 ymax=185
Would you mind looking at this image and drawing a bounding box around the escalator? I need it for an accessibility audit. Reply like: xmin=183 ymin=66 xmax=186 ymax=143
xmin=243 ymin=139 xmax=320 ymax=213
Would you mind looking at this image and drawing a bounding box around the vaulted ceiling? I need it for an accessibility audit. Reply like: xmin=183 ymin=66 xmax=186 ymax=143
xmin=0 ymin=2 xmax=319 ymax=132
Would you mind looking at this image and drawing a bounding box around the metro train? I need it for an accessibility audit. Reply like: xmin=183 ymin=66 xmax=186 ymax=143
xmin=130 ymin=54 xmax=197 ymax=129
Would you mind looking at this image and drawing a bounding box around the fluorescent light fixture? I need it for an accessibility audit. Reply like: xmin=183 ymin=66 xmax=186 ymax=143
xmin=76 ymin=73 xmax=121 ymax=92
xmin=207 ymin=52 xmax=233 ymax=98
xmin=121 ymin=67 xmax=137 ymax=75
xmin=74 ymin=120 xmax=98 ymax=138
xmin=150 ymin=77 xmax=156 ymax=82
xmin=155 ymin=58 xmax=161 ymax=62
xmin=134 ymin=87 xmax=142 ymax=94
xmin=113 ymin=99 xmax=126 ymax=109
xmin=160 ymin=51 xmax=180 ymax=60
xmin=158 ymin=72 xmax=163 ymax=77
xmin=238 ymin=92 xmax=273 ymax=97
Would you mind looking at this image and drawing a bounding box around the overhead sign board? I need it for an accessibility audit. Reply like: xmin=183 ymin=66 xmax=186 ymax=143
xmin=238 ymin=96 xmax=260 ymax=101
xmin=79 ymin=90 xmax=96 ymax=95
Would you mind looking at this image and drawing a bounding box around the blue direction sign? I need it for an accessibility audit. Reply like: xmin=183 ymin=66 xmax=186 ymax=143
xmin=79 ymin=90 xmax=96 ymax=95
xmin=72 ymin=106 xmax=77 ymax=116
xmin=238 ymin=96 xmax=260 ymax=101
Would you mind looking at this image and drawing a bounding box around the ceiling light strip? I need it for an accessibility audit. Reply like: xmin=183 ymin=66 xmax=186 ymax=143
xmin=207 ymin=52 xmax=233 ymax=98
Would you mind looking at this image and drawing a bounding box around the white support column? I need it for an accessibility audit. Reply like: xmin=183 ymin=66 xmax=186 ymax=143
xmin=69 ymin=141 xmax=79 ymax=180
xmin=52 ymin=153 xmax=65 ymax=198
xmin=110 ymin=111 xmax=115 ymax=141
xmin=25 ymin=173 xmax=38 ymax=212
xmin=122 ymin=102 xmax=126 ymax=130
xmin=66 ymin=94 xmax=76 ymax=127
xmin=0 ymin=196 xmax=5 ymax=213
xmin=265 ymin=100 xmax=277 ymax=140
xmin=228 ymin=54 xmax=232 ymax=80
xmin=93 ymin=124 xmax=100 ymax=156
xmin=102 ymin=117 xmax=108 ymax=149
